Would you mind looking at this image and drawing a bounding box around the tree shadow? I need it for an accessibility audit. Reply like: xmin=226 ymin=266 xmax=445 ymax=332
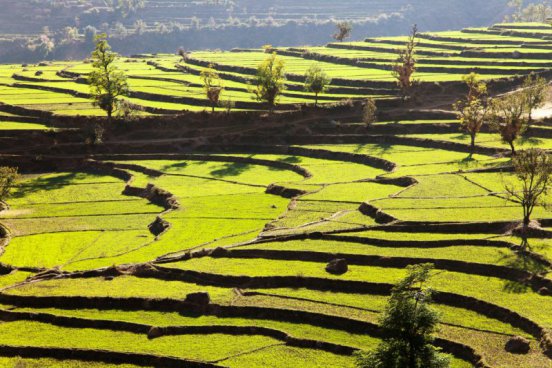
xmin=161 ymin=161 xmax=188 ymax=171
xmin=11 ymin=172 xmax=80 ymax=199
xmin=518 ymin=136 xmax=543 ymax=147
xmin=210 ymin=162 xmax=251 ymax=178
xmin=500 ymin=238 xmax=549 ymax=294
xmin=268 ymin=156 xmax=303 ymax=172
xmin=355 ymin=142 xmax=393 ymax=156
xmin=277 ymin=156 xmax=302 ymax=164
xmin=452 ymin=134 xmax=469 ymax=141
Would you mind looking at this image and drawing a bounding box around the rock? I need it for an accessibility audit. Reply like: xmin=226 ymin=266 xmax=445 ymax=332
xmin=185 ymin=292 xmax=211 ymax=306
xmin=325 ymin=259 xmax=348 ymax=275
xmin=538 ymin=287 xmax=551 ymax=296
xmin=309 ymin=232 xmax=323 ymax=240
xmin=505 ymin=336 xmax=531 ymax=354
xmin=148 ymin=216 xmax=170 ymax=236
xmin=147 ymin=326 xmax=163 ymax=339
xmin=210 ymin=247 xmax=229 ymax=257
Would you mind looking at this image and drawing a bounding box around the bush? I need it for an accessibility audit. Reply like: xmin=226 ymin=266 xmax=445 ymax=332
xmin=0 ymin=167 xmax=19 ymax=202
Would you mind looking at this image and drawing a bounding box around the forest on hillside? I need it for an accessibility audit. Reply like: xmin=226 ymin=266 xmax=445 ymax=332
xmin=0 ymin=0 xmax=517 ymax=62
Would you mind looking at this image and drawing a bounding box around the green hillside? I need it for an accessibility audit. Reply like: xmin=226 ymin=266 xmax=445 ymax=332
xmin=0 ymin=22 xmax=552 ymax=368
xmin=2 ymin=22 xmax=552 ymax=125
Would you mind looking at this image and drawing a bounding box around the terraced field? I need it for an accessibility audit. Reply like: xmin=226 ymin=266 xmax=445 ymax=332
xmin=2 ymin=22 xmax=552 ymax=368
xmin=3 ymin=22 xmax=552 ymax=128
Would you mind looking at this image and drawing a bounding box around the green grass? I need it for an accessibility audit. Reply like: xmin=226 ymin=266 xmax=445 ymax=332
xmin=0 ymin=320 xmax=280 ymax=362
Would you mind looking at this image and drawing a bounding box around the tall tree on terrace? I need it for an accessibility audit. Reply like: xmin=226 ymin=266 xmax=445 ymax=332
xmin=252 ymin=53 xmax=286 ymax=112
xmin=89 ymin=34 xmax=129 ymax=121
xmin=356 ymin=264 xmax=449 ymax=368
xmin=452 ymin=73 xmax=489 ymax=156
xmin=333 ymin=21 xmax=353 ymax=42
xmin=488 ymin=92 xmax=528 ymax=155
xmin=522 ymin=73 xmax=549 ymax=124
xmin=0 ymin=167 xmax=19 ymax=203
xmin=304 ymin=64 xmax=331 ymax=107
xmin=505 ymin=148 xmax=552 ymax=229
xmin=201 ymin=64 xmax=224 ymax=112
xmin=392 ymin=25 xmax=418 ymax=100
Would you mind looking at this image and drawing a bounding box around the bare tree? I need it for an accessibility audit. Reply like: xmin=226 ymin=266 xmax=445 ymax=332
xmin=488 ymin=92 xmax=528 ymax=155
xmin=505 ymin=148 xmax=552 ymax=227
xmin=392 ymin=25 xmax=418 ymax=100
xmin=333 ymin=21 xmax=353 ymax=42
xmin=453 ymin=73 xmax=489 ymax=155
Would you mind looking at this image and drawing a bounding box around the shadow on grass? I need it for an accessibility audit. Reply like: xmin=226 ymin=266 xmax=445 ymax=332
xmin=519 ymin=136 xmax=543 ymax=147
xmin=161 ymin=161 xmax=188 ymax=171
xmin=210 ymin=162 xmax=251 ymax=178
xmin=354 ymin=142 xmax=393 ymax=156
xmin=11 ymin=172 xmax=81 ymax=199
xmin=452 ymin=134 xmax=469 ymax=141
xmin=500 ymin=238 xmax=549 ymax=294
xmin=277 ymin=156 xmax=302 ymax=164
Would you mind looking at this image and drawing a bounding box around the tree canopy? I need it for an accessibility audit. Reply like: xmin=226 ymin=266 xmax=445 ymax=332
xmin=304 ymin=64 xmax=331 ymax=106
xmin=89 ymin=34 xmax=129 ymax=120
xmin=252 ymin=53 xmax=286 ymax=110
xmin=356 ymin=263 xmax=449 ymax=368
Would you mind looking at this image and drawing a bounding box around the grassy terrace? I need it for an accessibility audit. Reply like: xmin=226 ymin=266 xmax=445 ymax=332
xmin=0 ymin=22 xmax=551 ymax=124
xmin=2 ymin=21 xmax=552 ymax=368
xmin=1 ymin=127 xmax=551 ymax=366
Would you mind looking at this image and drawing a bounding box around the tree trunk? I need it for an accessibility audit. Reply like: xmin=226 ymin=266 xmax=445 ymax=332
xmin=315 ymin=93 xmax=318 ymax=107
xmin=523 ymin=213 xmax=531 ymax=227
xmin=212 ymin=104 xmax=215 ymax=113
xmin=408 ymin=341 xmax=416 ymax=368
xmin=509 ymin=141 xmax=516 ymax=156
xmin=470 ymin=133 xmax=476 ymax=156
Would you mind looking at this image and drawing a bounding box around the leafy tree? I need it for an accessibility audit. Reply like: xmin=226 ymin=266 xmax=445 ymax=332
xmin=84 ymin=25 xmax=98 ymax=44
xmin=107 ymin=0 xmax=145 ymax=18
xmin=505 ymin=148 xmax=552 ymax=227
xmin=356 ymin=264 xmax=449 ymax=368
xmin=522 ymin=73 xmax=549 ymax=124
xmin=392 ymin=25 xmax=418 ymax=100
xmin=201 ymin=64 xmax=224 ymax=112
xmin=60 ymin=26 xmax=79 ymax=44
xmin=304 ymin=64 xmax=331 ymax=107
xmin=452 ymin=73 xmax=489 ymax=155
xmin=507 ymin=0 xmax=552 ymax=22
xmin=252 ymin=53 xmax=286 ymax=111
xmin=488 ymin=92 xmax=528 ymax=155
xmin=507 ymin=0 xmax=524 ymax=21
xmin=363 ymin=98 xmax=378 ymax=126
xmin=0 ymin=167 xmax=19 ymax=202
xmin=89 ymin=34 xmax=129 ymax=120
xmin=333 ymin=21 xmax=353 ymax=42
